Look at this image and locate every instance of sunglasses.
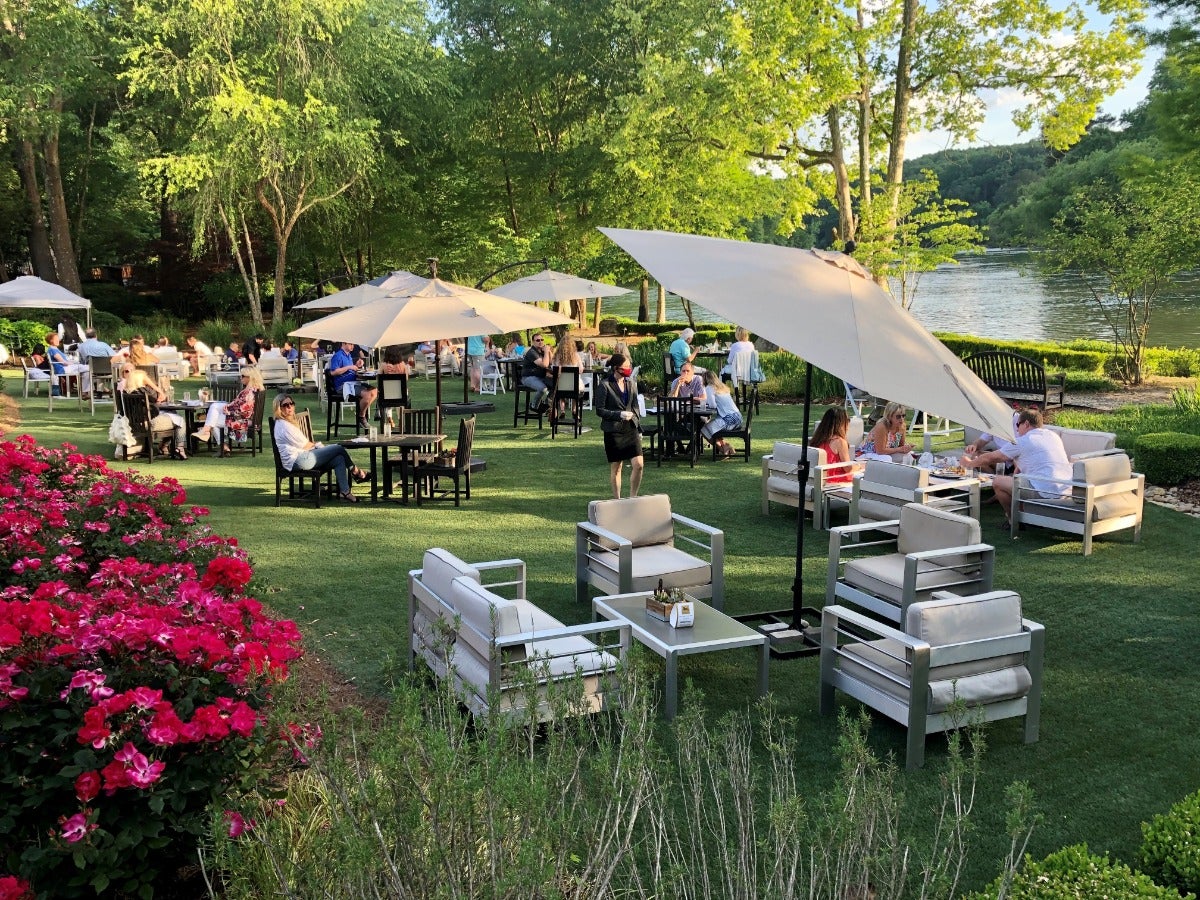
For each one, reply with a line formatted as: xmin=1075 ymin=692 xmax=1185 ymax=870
xmin=280 ymin=401 xmax=295 ymax=409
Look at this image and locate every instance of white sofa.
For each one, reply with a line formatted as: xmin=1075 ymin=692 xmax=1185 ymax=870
xmin=409 ymin=549 xmax=629 ymax=720
xmin=761 ymin=441 xmax=857 ymax=530
xmin=962 ymin=424 xmax=1118 ymax=461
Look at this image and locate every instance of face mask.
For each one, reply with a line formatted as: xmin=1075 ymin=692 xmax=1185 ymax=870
xmin=619 ymin=366 xmax=633 ymax=377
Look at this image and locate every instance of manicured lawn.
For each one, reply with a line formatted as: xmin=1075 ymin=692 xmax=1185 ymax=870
xmin=7 ymin=377 xmax=1200 ymax=889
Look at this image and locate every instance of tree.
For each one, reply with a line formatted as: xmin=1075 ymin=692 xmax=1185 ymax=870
xmin=1045 ymin=163 xmax=1200 ymax=384
xmin=125 ymin=0 xmax=394 ymax=326
xmin=854 ymin=170 xmax=984 ymax=310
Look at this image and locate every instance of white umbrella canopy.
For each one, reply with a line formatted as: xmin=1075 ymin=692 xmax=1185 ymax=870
xmin=487 ymin=269 xmax=629 ymax=303
xmin=289 ymin=277 xmax=573 ymax=411
xmin=290 ymin=277 xmax=572 ymax=347
xmin=293 ymin=270 xmax=429 ymax=310
xmin=599 ymin=228 xmax=1014 ymax=440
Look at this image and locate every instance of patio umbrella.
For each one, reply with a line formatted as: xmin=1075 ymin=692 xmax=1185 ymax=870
xmin=599 ymin=227 xmax=1015 ymax=649
xmin=293 ymin=270 xmax=429 ymax=310
xmin=289 ymin=276 xmax=572 ymax=413
xmin=0 ymin=276 xmax=93 ymax=326
xmin=487 ymin=269 xmax=629 ymax=303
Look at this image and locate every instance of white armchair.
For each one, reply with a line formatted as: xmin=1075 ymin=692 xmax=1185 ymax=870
xmin=1010 ymin=452 xmax=1144 ymax=556
xmin=851 ymin=460 xmax=981 ymax=526
xmin=820 ymin=590 xmax=1044 ymax=769
xmin=256 ymin=356 xmax=293 ymax=388
xmin=761 ymin=441 xmax=857 ymax=530
xmin=827 ymin=503 xmax=995 ymax=625
xmin=576 ymin=494 xmax=725 ymax=610
xmin=409 ymin=548 xmax=629 ymax=721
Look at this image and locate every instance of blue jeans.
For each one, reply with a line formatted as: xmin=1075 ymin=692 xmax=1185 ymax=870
xmin=295 ymin=444 xmax=353 ymax=493
xmin=521 ymin=375 xmax=550 ymax=404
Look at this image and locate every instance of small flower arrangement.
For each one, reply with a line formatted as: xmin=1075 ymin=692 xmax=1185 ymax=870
xmin=0 ymin=435 xmax=306 ymax=897
xmin=645 ymin=579 xmax=684 ymax=622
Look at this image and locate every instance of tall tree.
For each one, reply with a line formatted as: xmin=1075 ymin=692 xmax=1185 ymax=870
xmin=125 ymin=0 xmax=394 ymax=326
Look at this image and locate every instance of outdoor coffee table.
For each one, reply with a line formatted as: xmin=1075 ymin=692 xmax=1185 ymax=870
xmin=592 ymin=592 xmax=769 ymax=719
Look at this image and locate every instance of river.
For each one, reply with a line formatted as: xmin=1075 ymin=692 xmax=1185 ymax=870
xmin=597 ymin=248 xmax=1200 ymax=349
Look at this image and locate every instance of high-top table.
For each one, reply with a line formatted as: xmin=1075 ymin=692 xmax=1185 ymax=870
xmin=592 ymin=592 xmax=769 ymax=719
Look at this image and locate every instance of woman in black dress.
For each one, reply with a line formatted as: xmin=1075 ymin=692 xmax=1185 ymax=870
xmin=594 ymin=353 xmax=643 ymax=499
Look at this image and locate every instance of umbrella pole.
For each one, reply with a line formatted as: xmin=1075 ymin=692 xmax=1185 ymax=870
xmin=792 ymin=363 xmax=813 ymax=628
xmin=435 ymin=366 xmax=443 ymax=432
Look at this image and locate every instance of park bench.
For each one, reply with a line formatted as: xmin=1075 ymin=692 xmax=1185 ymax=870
xmin=962 ymin=351 xmax=1065 ymax=409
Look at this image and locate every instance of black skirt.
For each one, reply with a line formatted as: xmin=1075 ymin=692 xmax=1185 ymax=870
xmin=603 ymin=426 xmax=642 ymax=462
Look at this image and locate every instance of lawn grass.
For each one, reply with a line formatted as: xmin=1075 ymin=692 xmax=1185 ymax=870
xmin=7 ymin=377 xmax=1200 ymax=890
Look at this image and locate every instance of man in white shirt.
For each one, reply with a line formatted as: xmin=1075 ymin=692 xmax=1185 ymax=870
xmin=964 ymin=408 xmax=1071 ymax=518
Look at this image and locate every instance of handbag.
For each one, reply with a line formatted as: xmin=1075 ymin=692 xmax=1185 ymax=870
xmin=108 ymin=413 xmax=136 ymax=447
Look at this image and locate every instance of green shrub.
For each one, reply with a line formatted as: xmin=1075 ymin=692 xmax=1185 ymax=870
xmin=598 ymin=316 xmax=736 ymax=340
xmin=1141 ymin=789 xmax=1200 ymax=897
xmin=198 ymin=318 xmax=236 ymax=352
xmin=967 ymin=844 xmax=1190 ymax=899
xmin=90 ymin=310 xmax=125 ymax=337
xmin=1063 ymin=370 xmax=1118 ymax=392
xmin=1172 ymin=382 xmax=1200 ymax=415
xmin=1133 ymin=433 xmax=1200 ymax=486
xmin=0 ymin=318 xmax=54 ymax=354
xmin=935 ymin=332 xmax=1109 ymax=373
xmin=1146 ymin=346 xmax=1200 ymax=378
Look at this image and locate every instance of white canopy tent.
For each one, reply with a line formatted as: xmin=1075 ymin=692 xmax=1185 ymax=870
xmin=0 ymin=276 xmax=93 ymax=327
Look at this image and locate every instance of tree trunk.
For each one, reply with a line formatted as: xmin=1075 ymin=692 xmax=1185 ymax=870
xmin=885 ymin=0 xmax=918 ymax=220
xmin=571 ymin=298 xmax=585 ymax=326
xmin=827 ymin=106 xmax=856 ymax=246
xmin=657 ymin=284 xmax=667 ymax=323
xmin=856 ymin=0 xmax=872 ymax=223
xmin=592 ymin=297 xmax=603 ymax=328
xmin=272 ymin=234 xmax=288 ymax=328
xmin=638 ymin=278 xmax=649 ymax=322
xmin=14 ymin=140 xmax=56 ymax=280
xmin=41 ymin=107 xmax=82 ymax=294
xmin=220 ymin=204 xmax=263 ymax=327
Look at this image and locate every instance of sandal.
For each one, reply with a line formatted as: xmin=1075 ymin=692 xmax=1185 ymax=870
xmin=220 ymin=444 xmax=233 ymax=457
xmin=194 ymin=427 xmax=212 ymax=443
xmin=338 ymin=491 xmax=359 ymax=503
xmin=351 ymin=467 xmax=371 ymax=483
xmin=173 ymin=447 xmax=189 ymax=461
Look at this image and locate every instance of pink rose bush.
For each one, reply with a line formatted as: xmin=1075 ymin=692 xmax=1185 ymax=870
xmin=0 ymin=436 xmax=305 ymax=897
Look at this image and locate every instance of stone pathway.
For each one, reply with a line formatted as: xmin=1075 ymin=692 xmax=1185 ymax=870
xmin=1145 ymin=484 xmax=1200 ymax=519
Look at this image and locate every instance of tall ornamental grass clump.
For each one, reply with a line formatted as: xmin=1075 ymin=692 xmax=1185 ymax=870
xmin=0 ymin=435 xmax=305 ymax=898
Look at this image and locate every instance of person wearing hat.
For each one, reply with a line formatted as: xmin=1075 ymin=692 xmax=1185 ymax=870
xmin=668 ymin=327 xmax=698 ymax=375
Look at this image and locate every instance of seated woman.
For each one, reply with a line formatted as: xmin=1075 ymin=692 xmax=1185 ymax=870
xmin=700 ymin=369 xmax=743 ymax=456
xmin=194 ymin=366 xmax=264 ymax=455
xmin=271 ymin=395 xmax=369 ymax=503
xmin=380 ymin=345 xmax=411 ymax=376
xmin=119 ymin=365 xmax=188 ymax=459
xmin=128 ymin=335 xmax=157 ymax=367
xmin=549 ymin=330 xmax=582 ymax=417
xmin=811 ymin=407 xmax=856 ymax=483
xmin=582 ymin=340 xmax=607 ymax=370
xmin=721 ymin=326 xmax=756 ymax=377
xmin=857 ymin=401 xmax=914 ymax=461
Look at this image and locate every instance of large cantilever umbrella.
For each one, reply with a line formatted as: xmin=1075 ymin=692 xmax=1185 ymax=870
xmin=290 ymin=276 xmax=572 ymax=413
xmin=293 ymin=270 xmax=429 ymax=311
xmin=599 ymin=227 xmax=1015 ymax=651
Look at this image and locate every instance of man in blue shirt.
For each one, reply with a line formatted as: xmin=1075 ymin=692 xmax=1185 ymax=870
xmin=329 ymin=340 xmax=378 ymax=428
xmin=77 ymin=328 xmax=116 ymax=363
xmin=668 ymin=327 xmax=698 ymax=375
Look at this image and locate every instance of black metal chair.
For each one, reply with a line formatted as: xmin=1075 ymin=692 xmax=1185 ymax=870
xmin=707 ymin=401 xmax=754 ymax=462
xmin=323 ymin=370 xmax=360 ymax=439
xmin=512 ymin=368 xmax=547 ymax=428
xmin=118 ymin=391 xmax=176 ymax=464
xmin=656 ymin=395 xmax=699 ymax=467
xmin=549 ymin=367 xmax=584 ymax=439
xmin=382 ymin=407 xmax=440 ymax=501
xmin=269 ymin=412 xmax=330 ymax=507
xmin=376 ymin=372 xmax=410 ymax=428
xmin=415 ymin=416 xmax=476 ymax=506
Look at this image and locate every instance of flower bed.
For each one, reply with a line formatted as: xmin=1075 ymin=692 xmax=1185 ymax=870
xmin=0 ymin=435 xmax=304 ymax=897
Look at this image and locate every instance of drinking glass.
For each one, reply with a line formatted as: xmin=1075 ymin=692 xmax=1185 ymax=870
xmin=183 ymin=392 xmax=192 ymax=403
xmin=368 ymin=425 xmax=379 ymax=442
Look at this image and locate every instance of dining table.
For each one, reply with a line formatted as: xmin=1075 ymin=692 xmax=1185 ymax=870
xmin=158 ymin=399 xmax=216 ymax=450
xmin=335 ymin=432 xmax=445 ymax=503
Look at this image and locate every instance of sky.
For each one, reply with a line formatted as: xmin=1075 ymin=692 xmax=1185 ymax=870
xmin=907 ymin=4 xmax=1168 ymax=158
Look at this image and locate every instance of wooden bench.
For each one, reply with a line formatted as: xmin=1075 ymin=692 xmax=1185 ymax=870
xmin=962 ymin=351 xmax=1065 ymax=409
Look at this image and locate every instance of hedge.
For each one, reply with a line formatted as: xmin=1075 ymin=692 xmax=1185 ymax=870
xmin=1133 ymin=432 xmax=1200 ymax=486
xmin=966 ymin=844 xmax=1191 ymax=899
xmin=1141 ymin=789 xmax=1200 ymax=897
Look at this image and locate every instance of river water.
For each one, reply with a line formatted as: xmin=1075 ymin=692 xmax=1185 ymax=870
xmin=598 ymin=249 xmax=1200 ymax=349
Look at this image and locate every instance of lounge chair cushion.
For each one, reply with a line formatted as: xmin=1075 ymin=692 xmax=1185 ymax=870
xmin=908 ymin=591 xmax=1027 ymax=680
xmin=896 ymin=503 xmax=980 ymax=567
xmin=1075 ymin=454 xmax=1141 ymax=520
xmin=588 ymin=495 xmax=674 ymax=549
xmin=838 ymin=637 xmax=1032 ymax=713
xmin=1046 ymin=425 xmax=1117 ymax=459
xmin=767 ymin=444 xmax=826 ymax=500
xmin=422 ymin=548 xmax=481 ymax=602
xmin=586 ymin=544 xmax=711 ymax=593
xmin=842 ymin=554 xmax=973 ymax=606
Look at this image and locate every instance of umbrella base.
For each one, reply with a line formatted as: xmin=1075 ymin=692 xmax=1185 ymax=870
xmin=735 ymin=608 xmax=822 ymax=660
xmin=440 ymin=401 xmax=496 ymax=415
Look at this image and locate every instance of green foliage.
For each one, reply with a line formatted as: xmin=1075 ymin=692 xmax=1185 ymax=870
xmin=967 ymin=844 xmax=1189 ymax=899
xmin=599 ymin=317 xmax=736 ymax=341
xmin=934 ymin=332 xmax=1107 ymax=372
xmin=1172 ymin=382 xmax=1200 ymax=415
xmin=1146 ymin=345 xmax=1200 ymax=378
xmin=1141 ymin=789 xmax=1200 ymax=897
xmin=196 ymin=320 xmax=236 ymax=354
xmin=0 ymin=319 xmax=55 ymax=355
xmin=1132 ymin=433 xmax=1200 ymax=486
xmin=90 ymin=310 xmax=126 ymax=338
xmin=1056 ymin=403 xmax=1200 ymax=457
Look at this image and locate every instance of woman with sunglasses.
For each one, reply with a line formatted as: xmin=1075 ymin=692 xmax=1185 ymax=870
xmin=271 ymin=395 xmax=369 ymax=502
xmin=194 ymin=366 xmax=265 ymax=455
xmin=857 ymin=401 xmax=915 ymax=461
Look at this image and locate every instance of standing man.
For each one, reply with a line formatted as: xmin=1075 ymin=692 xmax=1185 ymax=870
xmin=466 ymin=334 xmax=485 ymax=393
xmin=520 ymin=332 xmax=553 ymax=411
xmin=329 ymin=340 xmax=378 ymax=429
xmin=668 ymin=327 xmax=698 ymax=375
xmin=964 ymin=408 xmax=1071 ymax=520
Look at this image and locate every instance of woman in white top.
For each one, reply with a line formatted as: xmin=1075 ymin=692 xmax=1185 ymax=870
xmin=700 ymin=369 xmax=743 ymax=454
xmin=120 ymin=365 xmax=189 ymax=459
xmin=724 ymin=326 xmax=755 ymax=368
xmin=271 ymin=395 xmax=369 ymax=502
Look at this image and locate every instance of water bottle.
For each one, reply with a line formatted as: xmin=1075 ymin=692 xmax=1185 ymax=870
xmin=383 ymin=417 xmax=392 ymax=437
